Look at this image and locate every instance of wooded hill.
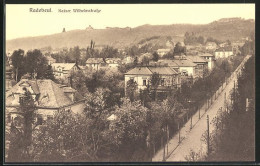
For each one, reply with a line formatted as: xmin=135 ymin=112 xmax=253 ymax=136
xmin=6 ymin=17 xmax=254 ymax=52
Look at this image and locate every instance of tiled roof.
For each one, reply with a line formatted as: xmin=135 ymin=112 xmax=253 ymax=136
xmin=51 ymin=63 xmax=76 ymax=71
xmin=86 ymin=58 xmax=105 ymax=64
xmin=149 ymin=66 xmax=178 ymax=75
xmin=186 ymin=56 xmax=207 ymax=63
xmin=125 ymin=66 xmax=178 ymax=75
xmin=125 ymin=67 xmax=153 ymax=75
xmin=199 ymin=53 xmax=214 ymax=57
xmin=6 ymin=79 xmax=75 ymax=108
xmin=172 ymin=59 xmax=197 ymax=67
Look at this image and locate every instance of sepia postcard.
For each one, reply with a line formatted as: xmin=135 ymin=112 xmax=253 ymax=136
xmin=4 ymin=3 xmax=255 ymax=164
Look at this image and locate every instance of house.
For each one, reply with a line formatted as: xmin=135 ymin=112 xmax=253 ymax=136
xmin=124 ymin=66 xmax=180 ymax=93
xmin=85 ymin=58 xmax=106 ymax=71
xmin=205 ymin=42 xmax=218 ymax=50
xmin=45 ymin=56 xmax=56 ymax=65
xmin=138 ymin=53 xmax=153 ymax=62
xmin=157 ymin=49 xmax=171 ymax=57
xmin=105 ymin=58 xmax=121 ymax=69
xmin=122 ymin=56 xmax=134 ymax=64
xmin=214 ymin=47 xmax=233 ymax=59
xmin=186 ymin=55 xmax=208 ymax=77
xmin=199 ymin=53 xmax=215 ymax=70
xmin=5 ymin=79 xmax=85 ymax=126
xmin=86 ymin=58 xmax=122 ymax=71
xmin=51 ymin=63 xmax=81 ymax=82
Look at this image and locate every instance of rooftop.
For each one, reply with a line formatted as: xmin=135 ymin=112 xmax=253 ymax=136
xmin=86 ymin=58 xmax=105 ymax=64
xmin=125 ymin=66 xmax=178 ymax=75
xmin=6 ymin=79 xmax=80 ymax=108
xmin=51 ymin=63 xmax=77 ymax=71
xmin=186 ymin=55 xmax=207 ymax=63
xmin=199 ymin=53 xmax=214 ymax=57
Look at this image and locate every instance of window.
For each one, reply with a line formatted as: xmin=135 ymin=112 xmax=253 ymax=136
xmin=161 ymin=79 xmax=165 ymax=86
xmin=143 ymin=80 xmax=146 ymax=86
xmin=37 ymin=116 xmax=43 ymax=125
xmin=47 ymin=115 xmax=54 ymax=121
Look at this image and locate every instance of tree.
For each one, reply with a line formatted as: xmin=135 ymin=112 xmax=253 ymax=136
xmin=152 ymin=52 xmax=159 ymax=62
xmin=150 ymin=72 xmax=161 ymax=101
xmin=125 ymin=79 xmax=138 ymax=101
xmin=44 ymin=65 xmax=55 ymax=80
xmin=11 ymin=49 xmax=25 ymax=82
xmin=141 ymin=56 xmax=150 ymax=66
xmin=25 ymin=49 xmax=49 ymax=79
xmin=70 ymin=70 xmax=89 ymax=96
xmin=108 ymin=98 xmax=148 ymax=161
xmin=173 ymin=42 xmax=186 ymax=55
xmin=7 ymin=88 xmax=37 ymax=161
xmin=73 ymin=46 xmax=81 ymax=64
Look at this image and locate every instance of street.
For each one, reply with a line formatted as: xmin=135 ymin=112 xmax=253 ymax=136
xmin=152 ymin=55 xmax=251 ymax=162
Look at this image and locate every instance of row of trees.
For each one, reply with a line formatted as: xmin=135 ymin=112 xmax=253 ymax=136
xmin=11 ymin=49 xmax=55 ymax=82
xmin=206 ymin=56 xmax=255 ymax=161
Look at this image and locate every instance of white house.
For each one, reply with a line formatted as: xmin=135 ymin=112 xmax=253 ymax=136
xmin=205 ymin=42 xmax=218 ymax=50
xmin=186 ymin=55 xmax=208 ymax=77
xmin=214 ymin=47 xmax=233 ymax=59
xmin=157 ymin=49 xmax=171 ymax=57
xmin=105 ymin=58 xmax=121 ymax=69
xmin=124 ymin=66 xmax=180 ymax=93
xmin=85 ymin=58 xmax=106 ymax=71
xmin=199 ymin=53 xmax=215 ymax=70
xmin=51 ymin=63 xmax=81 ymax=82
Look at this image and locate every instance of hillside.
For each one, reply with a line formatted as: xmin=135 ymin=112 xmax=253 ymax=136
xmin=6 ymin=18 xmax=254 ymax=52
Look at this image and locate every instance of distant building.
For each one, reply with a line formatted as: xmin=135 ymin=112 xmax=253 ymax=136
xmin=205 ymin=42 xmax=218 ymax=50
xmin=122 ymin=56 xmax=134 ymax=64
xmin=86 ymin=58 xmax=122 ymax=71
xmin=199 ymin=53 xmax=215 ymax=70
xmin=105 ymin=58 xmax=121 ymax=69
xmin=45 ymin=56 xmax=56 ymax=65
xmin=124 ymin=66 xmax=181 ymax=93
xmin=86 ymin=58 xmax=106 ymax=71
xmin=186 ymin=55 xmax=208 ymax=77
xmin=5 ymin=79 xmax=85 ymax=126
xmin=51 ymin=63 xmax=81 ymax=82
xmin=157 ymin=48 xmax=171 ymax=57
xmin=214 ymin=47 xmax=233 ymax=59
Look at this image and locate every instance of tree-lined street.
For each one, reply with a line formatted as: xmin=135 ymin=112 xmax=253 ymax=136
xmin=152 ymin=55 xmax=251 ymax=161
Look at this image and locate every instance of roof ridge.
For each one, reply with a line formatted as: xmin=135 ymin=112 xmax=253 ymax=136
xmin=49 ymin=80 xmax=59 ymax=107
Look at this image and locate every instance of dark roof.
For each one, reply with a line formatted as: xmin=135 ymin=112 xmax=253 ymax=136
xmin=6 ymin=79 xmax=75 ymax=108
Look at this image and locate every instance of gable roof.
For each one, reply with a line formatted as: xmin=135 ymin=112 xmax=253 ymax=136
xmin=51 ymin=63 xmax=76 ymax=71
xmin=199 ymin=53 xmax=214 ymax=57
xmin=172 ymin=59 xmax=197 ymax=67
xmin=186 ymin=56 xmax=207 ymax=63
xmin=148 ymin=66 xmax=178 ymax=75
xmin=6 ymin=79 xmax=75 ymax=108
xmin=125 ymin=67 xmax=153 ymax=75
xmin=86 ymin=58 xmax=105 ymax=64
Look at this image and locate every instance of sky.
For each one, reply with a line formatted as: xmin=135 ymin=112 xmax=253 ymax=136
xmin=6 ymin=4 xmax=255 ymax=40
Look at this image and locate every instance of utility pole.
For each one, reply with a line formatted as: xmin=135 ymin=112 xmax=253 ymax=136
xmin=199 ymin=107 xmax=201 ymax=119
xmin=207 ymin=115 xmax=210 ymax=156
xmin=190 ymin=114 xmax=193 ymax=130
xmin=178 ymin=122 xmax=180 ymax=143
